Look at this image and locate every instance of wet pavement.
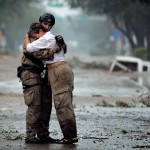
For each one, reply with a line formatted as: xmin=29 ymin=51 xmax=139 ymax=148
xmin=0 ymin=69 xmax=149 ymax=97
xmin=1 ymin=95 xmax=150 ymax=150
xmin=1 ymin=54 xmax=150 ymax=150
xmin=0 ymin=54 xmax=149 ymax=97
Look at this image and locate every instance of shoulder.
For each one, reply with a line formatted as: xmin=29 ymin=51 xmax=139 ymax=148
xmin=44 ymin=31 xmax=55 ymax=40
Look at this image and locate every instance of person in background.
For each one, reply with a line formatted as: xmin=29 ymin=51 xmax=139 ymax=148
xmin=0 ymin=29 xmax=7 ymax=49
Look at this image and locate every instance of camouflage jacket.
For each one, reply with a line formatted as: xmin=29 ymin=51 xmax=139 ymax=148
xmin=21 ymin=43 xmax=60 ymax=69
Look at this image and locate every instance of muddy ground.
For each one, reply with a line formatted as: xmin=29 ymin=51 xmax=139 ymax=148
xmin=1 ymin=95 xmax=150 ymax=150
xmin=0 ymin=54 xmax=150 ymax=150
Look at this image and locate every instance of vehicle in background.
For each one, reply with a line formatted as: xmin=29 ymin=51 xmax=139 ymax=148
xmin=109 ymin=56 xmax=150 ymax=73
xmin=109 ymin=56 xmax=150 ymax=87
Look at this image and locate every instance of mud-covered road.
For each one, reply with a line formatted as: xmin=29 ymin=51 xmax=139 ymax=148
xmin=0 ymin=54 xmax=150 ymax=150
xmin=1 ymin=95 xmax=150 ymax=150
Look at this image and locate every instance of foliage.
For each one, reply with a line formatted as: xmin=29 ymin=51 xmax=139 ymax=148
xmin=0 ymin=0 xmax=44 ymax=53
xmin=67 ymin=0 xmax=150 ymax=59
xmin=139 ymin=93 xmax=150 ymax=107
xmin=96 ymin=100 xmax=131 ymax=107
xmin=133 ymin=47 xmax=148 ymax=60
xmin=0 ymin=0 xmax=36 ymax=21
xmin=115 ymin=101 xmax=130 ymax=107
xmin=96 ymin=100 xmax=114 ymax=107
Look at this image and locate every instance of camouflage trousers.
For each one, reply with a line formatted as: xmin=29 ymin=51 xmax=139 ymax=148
xmin=20 ymin=70 xmax=52 ymax=140
xmin=48 ymin=63 xmax=77 ymax=139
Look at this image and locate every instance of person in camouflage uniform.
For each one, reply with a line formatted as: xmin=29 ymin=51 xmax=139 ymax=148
xmin=17 ymin=42 xmax=62 ymax=144
xmin=17 ymin=19 xmax=66 ymax=144
xmin=24 ymin=13 xmax=78 ymax=144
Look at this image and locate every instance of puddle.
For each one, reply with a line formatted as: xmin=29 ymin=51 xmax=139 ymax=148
xmin=0 ymin=108 xmax=9 ymax=111
xmin=74 ymin=75 xmax=148 ymax=96
xmin=0 ymin=79 xmax=22 ymax=94
xmin=0 ymin=73 xmax=148 ymax=97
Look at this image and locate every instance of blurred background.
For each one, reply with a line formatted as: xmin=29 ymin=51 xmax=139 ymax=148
xmin=1 ymin=0 xmax=150 ymax=58
xmin=0 ymin=0 xmax=150 ymax=97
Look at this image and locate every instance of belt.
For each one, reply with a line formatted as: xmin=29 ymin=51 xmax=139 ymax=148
xmin=47 ymin=61 xmax=66 ymax=69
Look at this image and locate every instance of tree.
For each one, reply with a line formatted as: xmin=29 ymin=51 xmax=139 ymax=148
xmin=0 ymin=0 xmax=43 ymax=53
xmin=0 ymin=0 xmax=35 ymax=20
xmin=67 ymin=0 xmax=150 ymax=59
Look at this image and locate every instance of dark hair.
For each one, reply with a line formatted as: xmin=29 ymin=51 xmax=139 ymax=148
xmin=28 ymin=22 xmax=47 ymax=38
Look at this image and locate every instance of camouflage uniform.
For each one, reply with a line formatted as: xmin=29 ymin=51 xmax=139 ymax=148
xmin=17 ymin=45 xmax=60 ymax=140
xmin=47 ymin=63 xmax=77 ymax=139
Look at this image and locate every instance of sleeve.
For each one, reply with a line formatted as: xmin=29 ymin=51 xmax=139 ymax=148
xmin=26 ymin=34 xmax=55 ymax=52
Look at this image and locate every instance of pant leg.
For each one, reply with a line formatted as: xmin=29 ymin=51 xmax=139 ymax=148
xmin=37 ymin=83 xmax=52 ymax=139
xmin=20 ymin=70 xmax=42 ymax=140
xmin=24 ymin=85 xmax=41 ymax=140
xmin=54 ymin=90 xmax=77 ymax=139
xmin=48 ymin=64 xmax=77 ymax=139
